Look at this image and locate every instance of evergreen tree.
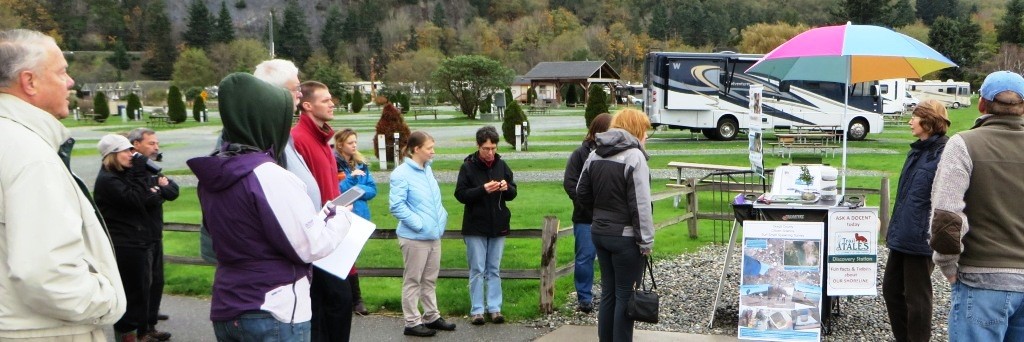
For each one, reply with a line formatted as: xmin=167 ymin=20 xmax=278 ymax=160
xmin=565 ymin=84 xmax=579 ymax=105
xmin=998 ymin=0 xmax=1024 ymax=44
xmin=407 ymin=25 xmax=419 ymax=50
xmin=321 ymin=6 xmax=344 ymax=62
xmin=479 ymin=93 xmax=492 ymax=114
xmin=92 ymin=92 xmax=110 ymax=122
xmin=141 ymin=0 xmax=176 ymax=80
xmin=887 ymin=0 xmax=916 ymax=28
xmin=917 ymin=0 xmax=960 ymax=25
xmin=527 ymin=86 xmax=536 ymax=104
xmin=193 ymin=95 xmax=206 ymax=122
xmin=106 ymin=40 xmax=131 ymax=71
xmin=184 ymin=0 xmax=213 ymax=49
xmin=432 ymin=2 xmax=447 ymax=27
xmin=351 ymin=86 xmax=365 ymax=113
xmin=929 ymin=15 xmax=981 ymax=80
xmin=501 ymin=88 xmax=530 ymax=148
xmin=648 ymin=3 xmax=669 ymax=40
xmin=167 ymin=85 xmax=187 ymax=123
xmin=278 ymin=0 xmax=312 ymax=65
xmin=126 ymin=93 xmax=142 ymax=121
xmin=213 ymin=1 xmax=235 ymax=44
xmin=830 ymin=0 xmax=892 ymax=26
xmin=585 ymin=84 xmax=608 ymax=127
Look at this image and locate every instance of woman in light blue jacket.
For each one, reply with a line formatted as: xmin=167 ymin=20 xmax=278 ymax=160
xmin=389 ymin=131 xmax=454 ymax=337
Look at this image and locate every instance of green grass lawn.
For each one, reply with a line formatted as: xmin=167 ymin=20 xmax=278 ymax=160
xmin=156 ymin=103 xmax=984 ymax=320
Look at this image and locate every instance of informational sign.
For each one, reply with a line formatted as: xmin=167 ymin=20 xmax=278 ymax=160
xmin=739 ymin=221 xmax=823 ymax=342
xmin=826 ymin=208 xmax=880 ymax=296
xmin=748 ymin=84 xmax=764 ymax=178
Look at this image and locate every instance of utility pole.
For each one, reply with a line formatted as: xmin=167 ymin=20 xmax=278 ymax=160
xmin=268 ymin=11 xmax=275 ymax=58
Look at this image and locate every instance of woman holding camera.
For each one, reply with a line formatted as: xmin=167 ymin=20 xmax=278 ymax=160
xmin=93 ymin=134 xmax=175 ymax=342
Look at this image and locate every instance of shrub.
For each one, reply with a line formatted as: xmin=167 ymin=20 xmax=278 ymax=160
xmin=126 ymin=93 xmax=142 ymax=120
xmin=351 ymin=86 xmax=365 ymax=113
xmin=373 ymin=103 xmax=412 ymax=168
xmin=167 ymin=86 xmax=187 ymax=123
xmin=501 ymin=88 xmax=529 ymax=148
xmin=565 ymin=84 xmax=579 ymax=105
xmin=192 ymin=95 xmax=206 ymax=122
xmin=185 ymin=87 xmax=203 ymax=102
xmin=585 ymin=84 xmax=609 ymax=127
xmin=396 ymin=91 xmax=410 ymax=114
xmin=527 ymin=86 xmax=537 ymax=104
xmin=93 ymin=92 xmax=110 ymax=122
xmin=479 ymin=93 xmax=492 ymax=114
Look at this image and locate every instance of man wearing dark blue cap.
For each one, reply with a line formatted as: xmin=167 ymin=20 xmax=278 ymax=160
xmin=929 ymin=70 xmax=1024 ymax=341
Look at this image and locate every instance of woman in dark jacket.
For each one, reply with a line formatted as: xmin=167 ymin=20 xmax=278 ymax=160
xmin=93 ymin=134 xmax=172 ymax=342
xmin=562 ymin=113 xmax=612 ymax=313
xmin=883 ymin=99 xmax=950 ymax=342
xmin=454 ymin=126 xmax=517 ymax=325
xmin=577 ymin=109 xmax=654 ymax=342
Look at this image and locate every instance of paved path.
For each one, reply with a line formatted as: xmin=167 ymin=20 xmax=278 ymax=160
xmin=105 ymin=295 xmax=729 ymax=341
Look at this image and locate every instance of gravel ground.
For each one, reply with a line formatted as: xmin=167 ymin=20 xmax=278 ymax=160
xmin=525 ymin=244 xmax=953 ymax=341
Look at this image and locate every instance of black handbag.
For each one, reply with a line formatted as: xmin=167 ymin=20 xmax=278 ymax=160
xmin=626 ymin=255 xmax=659 ymax=324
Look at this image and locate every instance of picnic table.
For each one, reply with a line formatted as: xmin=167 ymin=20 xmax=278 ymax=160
xmin=526 ymin=106 xmax=548 ymax=115
xmin=770 ymin=133 xmax=838 ymax=158
xmin=78 ymin=112 xmax=105 ymax=123
xmin=667 ymin=162 xmax=750 ymax=207
xmin=147 ymin=109 xmax=174 ymax=127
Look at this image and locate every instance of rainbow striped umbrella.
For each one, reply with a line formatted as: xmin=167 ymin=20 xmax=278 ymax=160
xmin=746 ymin=23 xmax=956 ymax=83
xmin=746 ymin=23 xmax=956 ymax=198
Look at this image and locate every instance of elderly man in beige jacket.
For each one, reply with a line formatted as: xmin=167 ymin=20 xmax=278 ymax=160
xmin=0 ymin=29 xmax=126 ymax=341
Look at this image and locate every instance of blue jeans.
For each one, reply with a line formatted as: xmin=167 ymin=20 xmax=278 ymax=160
xmin=592 ymin=234 xmax=644 ymax=342
xmin=464 ymin=235 xmax=505 ymax=315
xmin=949 ymin=281 xmax=1024 ymax=342
xmin=573 ymin=223 xmax=596 ymax=304
xmin=213 ymin=311 xmax=311 ymax=342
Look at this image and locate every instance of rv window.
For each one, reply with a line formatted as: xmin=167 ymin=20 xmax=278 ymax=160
xmin=911 ymin=85 xmax=916 ymax=91
xmin=779 ymin=81 xmax=791 ymax=92
xmin=938 ymin=88 xmax=945 ymax=93
xmin=946 ymin=87 xmax=955 ymax=93
xmin=959 ymin=87 xmax=970 ymax=95
xmin=876 ymin=84 xmax=887 ymax=95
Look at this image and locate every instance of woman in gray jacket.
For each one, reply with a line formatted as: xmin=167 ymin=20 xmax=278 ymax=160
xmin=577 ymin=109 xmax=654 ymax=342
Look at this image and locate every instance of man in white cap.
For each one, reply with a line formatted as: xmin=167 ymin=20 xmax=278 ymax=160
xmin=0 ymin=29 xmax=126 ymax=341
xmin=930 ymin=70 xmax=1024 ymax=341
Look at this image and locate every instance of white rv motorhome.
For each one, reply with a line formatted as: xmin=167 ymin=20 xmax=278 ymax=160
xmin=643 ymin=52 xmax=884 ymax=141
xmin=877 ymin=79 xmax=919 ymax=114
xmin=907 ymin=80 xmax=971 ymax=109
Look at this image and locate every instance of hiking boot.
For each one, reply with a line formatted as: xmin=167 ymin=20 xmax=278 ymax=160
xmin=424 ymin=317 xmax=456 ymax=331
xmin=471 ymin=314 xmax=485 ymax=325
xmin=490 ymin=312 xmax=505 ymax=324
xmin=353 ymin=300 xmax=369 ymax=316
xmin=114 ymin=331 xmax=136 ymax=342
xmin=578 ymin=301 xmax=594 ymax=313
xmin=146 ymin=326 xmax=171 ymax=341
xmin=403 ymin=324 xmax=437 ymax=337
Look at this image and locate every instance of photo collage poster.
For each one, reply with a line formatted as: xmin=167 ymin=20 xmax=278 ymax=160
xmin=739 ymin=221 xmax=823 ymax=342
xmin=748 ymin=84 xmax=764 ymax=178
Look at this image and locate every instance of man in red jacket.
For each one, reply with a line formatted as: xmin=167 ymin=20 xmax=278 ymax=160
xmin=291 ymin=80 xmax=355 ymax=342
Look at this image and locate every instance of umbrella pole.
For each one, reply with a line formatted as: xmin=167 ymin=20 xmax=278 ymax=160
xmin=841 ymin=57 xmax=849 ymax=201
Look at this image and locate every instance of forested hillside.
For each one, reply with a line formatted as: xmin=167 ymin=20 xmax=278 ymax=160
xmin=1 ymin=0 xmax=1018 ymax=88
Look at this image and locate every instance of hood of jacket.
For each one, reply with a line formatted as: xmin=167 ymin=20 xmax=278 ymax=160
xmin=218 ymin=72 xmax=293 ymax=166
xmin=188 ymin=147 xmax=275 ymax=192
xmin=594 ymin=128 xmax=649 ymax=159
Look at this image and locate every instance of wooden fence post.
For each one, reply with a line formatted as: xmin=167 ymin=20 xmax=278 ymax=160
xmin=539 ymin=216 xmax=559 ymax=314
xmin=687 ymin=177 xmax=699 ymax=238
xmin=878 ymin=176 xmax=890 ymax=241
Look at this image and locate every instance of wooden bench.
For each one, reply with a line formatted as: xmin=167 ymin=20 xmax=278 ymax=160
xmin=768 ymin=142 xmax=838 ymax=158
xmin=410 ymin=107 xmax=438 ymax=120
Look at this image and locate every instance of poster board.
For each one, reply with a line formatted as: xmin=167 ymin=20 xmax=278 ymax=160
xmin=826 ymin=208 xmax=880 ymax=296
xmin=748 ymin=84 xmax=765 ymax=178
xmin=739 ymin=221 xmax=823 ymax=342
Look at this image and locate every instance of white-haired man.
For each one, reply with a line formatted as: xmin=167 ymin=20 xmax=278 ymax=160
xmin=0 ymin=29 xmax=126 ymax=341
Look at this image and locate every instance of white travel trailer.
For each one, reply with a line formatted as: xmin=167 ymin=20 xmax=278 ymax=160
xmin=643 ymin=52 xmax=884 ymax=140
xmin=907 ymin=80 xmax=971 ymax=109
xmin=877 ymin=79 xmax=919 ymax=114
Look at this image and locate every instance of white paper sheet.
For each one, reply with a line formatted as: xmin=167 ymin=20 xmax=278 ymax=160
xmin=312 ymin=214 xmax=376 ymax=280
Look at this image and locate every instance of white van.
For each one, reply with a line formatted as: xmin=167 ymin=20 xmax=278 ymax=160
xmin=907 ymin=80 xmax=971 ymax=109
xmin=877 ymin=79 xmax=918 ymax=114
xmin=643 ymin=52 xmax=884 ymax=140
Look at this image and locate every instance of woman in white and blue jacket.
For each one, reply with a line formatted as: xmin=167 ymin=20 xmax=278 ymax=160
xmin=334 ymin=128 xmax=377 ymax=315
xmin=388 ymin=131 xmax=454 ymax=337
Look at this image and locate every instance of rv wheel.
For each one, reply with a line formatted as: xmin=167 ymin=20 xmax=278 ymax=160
xmin=714 ymin=117 xmax=739 ymax=141
xmin=847 ymin=119 xmax=868 ymax=141
xmin=701 ymin=129 xmax=717 ymax=140
xmin=952 ymin=102 xmax=961 ymax=109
